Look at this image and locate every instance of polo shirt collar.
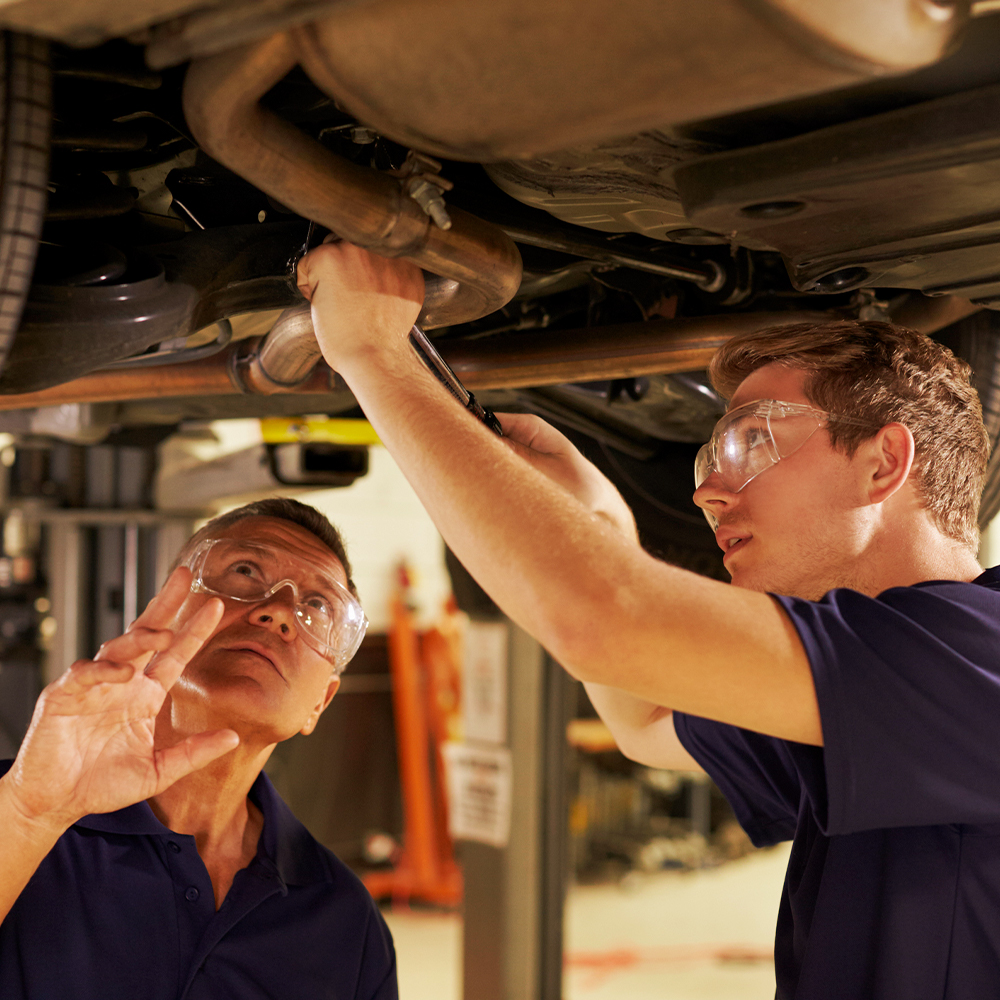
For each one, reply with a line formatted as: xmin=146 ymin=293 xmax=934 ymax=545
xmin=249 ymin=771 xmax=330 ymax=886
xmin=74 ymin=800 xmax=170 ymax=836
xmin=74 ymin=771 xmax=330 ymax=887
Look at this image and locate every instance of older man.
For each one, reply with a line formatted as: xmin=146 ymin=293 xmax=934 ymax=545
xmin=0 ymin=497 xmax=395 ymax=1000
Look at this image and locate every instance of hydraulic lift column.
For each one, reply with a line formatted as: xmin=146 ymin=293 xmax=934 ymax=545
xmin=458 ymin=617 xmax=574 ymax=1000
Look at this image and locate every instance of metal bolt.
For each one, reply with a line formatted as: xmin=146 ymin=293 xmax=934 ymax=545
xmin=392 ymin=149 xmax=455 ymax=230
xmin=407 ymin=178 xmax=452 ymax=230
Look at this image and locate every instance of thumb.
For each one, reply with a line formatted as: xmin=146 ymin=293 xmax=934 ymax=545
xmin=153 ymin=729 xmax=240 ymax=791
xmin=296 ymin=255 xmax=318 ymax=302
xmin=296 ymin=238 xmax=346 ymax=302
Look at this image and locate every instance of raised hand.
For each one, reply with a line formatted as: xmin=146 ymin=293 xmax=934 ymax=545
xmin=496 ymin=412 xmax=639 ymax=542
xmin=1 ymin=567 xmax=238 ymax=832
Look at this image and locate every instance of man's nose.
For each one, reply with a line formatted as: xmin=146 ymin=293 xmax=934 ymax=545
xmin=249 ymin=587 xmax=299 ymax=640
xmin=692 ymin=469 xmax=737 ymax=521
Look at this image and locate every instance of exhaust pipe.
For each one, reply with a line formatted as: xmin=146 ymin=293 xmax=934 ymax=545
xmin=232 ymin=306 xmax=323 ymax=394
xmin=215 ymin=285 xmax=981 ymax=397
xmin=182 ymin=33 xmax=522 ymax=330
xmin=0 ymin=310 xmax=835 ymax=412
xmin=0 ymin=289 xmax=971 ymax=412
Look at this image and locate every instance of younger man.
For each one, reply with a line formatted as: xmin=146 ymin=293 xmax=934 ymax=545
xmin=299 ymin=241 xmax=999 ymax=998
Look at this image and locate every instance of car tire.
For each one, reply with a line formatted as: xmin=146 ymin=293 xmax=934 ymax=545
xmin=0 ymin=33 xmax=49 ymax=376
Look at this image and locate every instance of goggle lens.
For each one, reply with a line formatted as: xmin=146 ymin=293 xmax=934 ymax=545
xmin=694 ymin=400 xmax=865 ymax=528
xmin=695 ymin=410 xmax=782 ymax=493
xmin=187 ymin=538 xmax=368 ymax=671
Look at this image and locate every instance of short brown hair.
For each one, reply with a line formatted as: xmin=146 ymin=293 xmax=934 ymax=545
xmin=176 ymin=497 xmax=357 ymax=595
xmin=710 ymin=320 xmax=989 ymax=550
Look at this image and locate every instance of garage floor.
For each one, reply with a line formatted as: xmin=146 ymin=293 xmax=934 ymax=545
xmin=382 ymin=841 xmax=790 ymax=1000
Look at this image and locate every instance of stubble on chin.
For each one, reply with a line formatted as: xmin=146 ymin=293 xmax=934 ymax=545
xmin=730 ymin=551 xmax=872 ymax=602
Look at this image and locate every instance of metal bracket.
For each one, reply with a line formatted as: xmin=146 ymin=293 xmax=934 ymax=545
xmin=394 ymin=150 xmax=454 ymax=230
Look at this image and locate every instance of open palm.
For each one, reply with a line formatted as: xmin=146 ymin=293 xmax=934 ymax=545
xmin=4 ymin=568 xmax=237 ymax=828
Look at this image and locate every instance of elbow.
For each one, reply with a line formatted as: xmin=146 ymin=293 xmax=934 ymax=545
xmin=609 ymin=728 xmax=646 ymax=765
xmin=540 ymin=614 xmax=591 ymax=680
xmin=603 ymin=723 xmax=669 ymax=769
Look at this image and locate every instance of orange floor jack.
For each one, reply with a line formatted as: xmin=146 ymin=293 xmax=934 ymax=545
xmin=363 ymin=567 xmax=463 ymax=907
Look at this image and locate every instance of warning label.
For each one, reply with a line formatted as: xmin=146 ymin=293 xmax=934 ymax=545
xmin=442 ymin=742 xmax=513 ymax=849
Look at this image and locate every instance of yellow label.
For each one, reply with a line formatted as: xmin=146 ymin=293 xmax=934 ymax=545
xmin=259 ymin=417 xmax=381 ymax=446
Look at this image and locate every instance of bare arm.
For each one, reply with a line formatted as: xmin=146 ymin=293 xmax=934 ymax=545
xmin=584 ymin=683 xmax=703 ymax=771
xmin=0 ymin=570 xmax=238 ymax=924
xmin=496 ymin=415 xmax=704 ymax=769
xmin=298 ymin=243 xmax=820 ymax=746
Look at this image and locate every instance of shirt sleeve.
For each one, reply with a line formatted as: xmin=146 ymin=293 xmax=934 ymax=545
xmin=673 ymin=713 xmax=812 ymax=847
xmin=358 ymin=905 xmax=397 ymax=1000
xmin=776 ymin=581 xmax=1000 ymax=835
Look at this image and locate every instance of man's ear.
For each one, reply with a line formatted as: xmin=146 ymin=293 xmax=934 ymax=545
xmin=865 ymin=422 xmax=915 ymax=505
xmin=299 ymin=676 xmax=341 ymax=736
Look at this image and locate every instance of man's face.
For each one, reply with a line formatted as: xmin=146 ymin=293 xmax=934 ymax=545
xmin=693 ymin=363 xmax=876 ymax=599
xmin=165 ymin=516 xmax=347 ymax=745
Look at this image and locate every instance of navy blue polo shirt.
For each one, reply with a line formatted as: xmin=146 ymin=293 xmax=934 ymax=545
xmin=0 ymin=764 xmax=397 ymax=1000
xmin=675 ymin=567 xmax=1000 ymax=1000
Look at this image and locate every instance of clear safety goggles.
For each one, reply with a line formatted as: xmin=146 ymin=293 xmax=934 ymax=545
xmin=694 ymin=399 xmax=874 ymax=530
xmin=184 ymin=538 xmax=368 ymax=674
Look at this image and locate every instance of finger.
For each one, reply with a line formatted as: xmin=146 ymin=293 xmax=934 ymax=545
xmin=95 ymin=626 xmax=173 ymax=663
xmin=496 ymin=412 xmax=573 ymax=455
xmin=144 ymin=597 xmax=224 ymax=690
xmin=296 ymin=258 xmax=317 ymax=301
xmin=134 ymin=567 xmax=195 ymax=632
xmin=153 ymin=729 xmax=240 ymax=790
xmin=61 ymin=659 xmax=135 ymax=692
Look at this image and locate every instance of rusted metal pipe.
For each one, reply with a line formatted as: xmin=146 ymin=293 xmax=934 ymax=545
xmin=182 ymin=33 xmax=522 ymax=329
xmin=232 ymin=305 xmax=321 ymax=393
xmin=0 ymin=340 xmax=335 ymax=411
xmin=0 ymin=311 xmax=832 ymax=411
xmin=446 ymin=312 xmax=833 ymax=389
xmin=236 ymin=303 xmax=840 ymax=397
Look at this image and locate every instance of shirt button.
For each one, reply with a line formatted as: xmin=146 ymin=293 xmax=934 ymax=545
xmin=167 ymin=841 xmax=181 ymax=853
xmin=185 ymin=886 xmax=200 ymax=902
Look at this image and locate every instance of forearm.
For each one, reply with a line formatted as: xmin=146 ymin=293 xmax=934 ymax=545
xmin=0 ymin=774 xmax=68 ymax=924
xmin=335 ymin=344 xmax=629 ymax=658
xmin=584 ymin=683 xmax=703 ymax=770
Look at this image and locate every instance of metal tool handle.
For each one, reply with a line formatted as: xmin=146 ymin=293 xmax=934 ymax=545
xmin=408 ymin=325 xmax=503 ymax=436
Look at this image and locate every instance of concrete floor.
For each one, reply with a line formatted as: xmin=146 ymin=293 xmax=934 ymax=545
xmin=383 ymin=842 xmax=790 ymax=999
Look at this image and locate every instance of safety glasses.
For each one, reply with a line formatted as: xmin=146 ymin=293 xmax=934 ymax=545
xmin=694 ymin=399 xmax=874 ymax=529
xmin=184 ymin=538 xmax=368 ymax=674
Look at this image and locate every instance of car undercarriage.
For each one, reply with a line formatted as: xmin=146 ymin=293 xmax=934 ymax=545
xmin=0 ymin=0 xmax=999 ymax=574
